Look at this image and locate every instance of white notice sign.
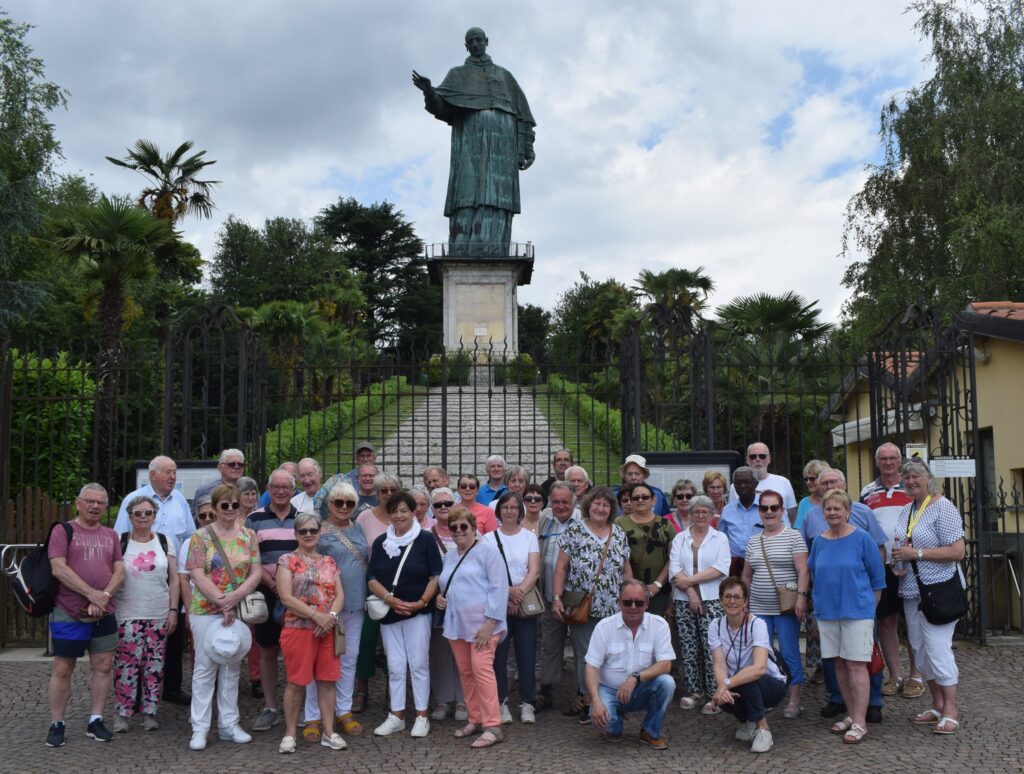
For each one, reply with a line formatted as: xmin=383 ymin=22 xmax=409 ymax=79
xmin=929 ymin=456 xmax=976 ymax=478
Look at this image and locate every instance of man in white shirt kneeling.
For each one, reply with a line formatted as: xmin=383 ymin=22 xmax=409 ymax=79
xmin=584 ymin=579 xmax=675 ymax=749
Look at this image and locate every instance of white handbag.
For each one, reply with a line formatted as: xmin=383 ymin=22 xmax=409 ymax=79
xmin=366 ymin=543 xmax=413 ymax=621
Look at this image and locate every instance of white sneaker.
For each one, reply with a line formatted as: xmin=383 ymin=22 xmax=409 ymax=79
xmin=321 ymin=732 xmax=347 ymax=750
xmin=454 ymin=703 xmax=468 ymax=721
xmin=278 ymin=735 xmax=296 ymax=754
xmin=373 ymin=714 xmax=406 ymax=737
xmin=734 ymin=721 xmax=756 ymax=741
xmin=410 ymin=716 xmax=430 ymax=738
xmin=218 ymin=724 xmax=252 ymax=744
xmin=430 ymin=703 xmax=450 ymax=721
xmin=189 ymin=731 xmax=207 ymax=751
xmin=520 ymin=703 xmax=536 ymax=724
xmin=751 ymin=728 xmax=774 ymax=753
xmin=500 ymin=701 xmax=513 ymax=725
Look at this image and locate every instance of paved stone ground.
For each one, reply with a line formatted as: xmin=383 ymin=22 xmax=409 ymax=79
xmin=3 ymin=641 xmax=1021 ymax=773
xmin=378 ymin=382 xmax=566 ymax=484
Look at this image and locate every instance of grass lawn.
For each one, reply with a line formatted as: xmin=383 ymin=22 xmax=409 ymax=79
xmin=531 ymin=385 xmax=619 ymax=486
xmin=314 ymin=389 xmax=425 ymax=474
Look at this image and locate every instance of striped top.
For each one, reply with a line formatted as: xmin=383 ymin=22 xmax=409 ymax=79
xmin=744 ymin=527 xmax=807 ymax=616
xmin=245 ymin=505 xmax=298 ymax=577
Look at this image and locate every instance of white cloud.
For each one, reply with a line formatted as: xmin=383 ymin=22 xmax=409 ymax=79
xmin=7 ymin=0 xmax=932 ymax=322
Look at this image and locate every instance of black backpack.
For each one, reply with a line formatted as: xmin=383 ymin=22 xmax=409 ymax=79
xmin=119 ymin=531 xmax=169 ymax=557
xmin=10 ymin=521 xmax=74 ymax=617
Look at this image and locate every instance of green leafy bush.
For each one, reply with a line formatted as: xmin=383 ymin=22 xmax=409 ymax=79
xmin=426 ymin=352 xmax=471 ymax=386
xmin=261 ymin=376 xmax=407 ymax=471
xmin=8 ymin=350 xmax=97 ymax=502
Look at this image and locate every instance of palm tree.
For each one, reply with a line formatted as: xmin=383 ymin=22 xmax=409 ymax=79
xmin=49 ymin=195 xmax=174 ymax=491
xmin=715 ymin=291 xmax=833 ymax=344
xmin=106 ymin=139 xmax=219 ymax=224
xmin=635 ymin=266 xmax=715 ymax=336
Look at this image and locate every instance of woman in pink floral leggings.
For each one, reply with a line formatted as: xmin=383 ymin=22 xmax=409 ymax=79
xmin=112 ymin=496 xmax=180 ymax=731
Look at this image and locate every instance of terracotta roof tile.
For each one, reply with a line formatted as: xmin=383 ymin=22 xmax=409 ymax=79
xmin=968 ymin=302 xmax=1024 ymax=321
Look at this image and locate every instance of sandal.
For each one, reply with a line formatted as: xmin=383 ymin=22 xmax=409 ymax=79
xmin=302 ymin=720 xmax=321 ymax=742
xmin=701 ymin=701 xmax=721 ymax=715
xmin=678 ymin=694 xmax=703 ymax=710
xmin=352 ymin=690 xmax=368 ymax=714
xmin=933 ymin=716 xmax=960 ymax=735
xmin=901 ymin=677 xmax=926 ymax=699
xmin=782 ymin=703 xmax=803 ymax=719
xmin=843 ymin=723 xmax=867 ymax=744
xmin=337 ymin=713 xmax=362 ymax=736
xmin=454 ymin=723 xmax=482 ymax=738
xmin=910 ymin=708 xmax=942 ymax=725
xmin=470 ymin=729 xmax=503 ymax=749
xmin=881 ymin=676 xmax=904 ymax=696
xmin=831 ymin=716 xmax=854 ymax=734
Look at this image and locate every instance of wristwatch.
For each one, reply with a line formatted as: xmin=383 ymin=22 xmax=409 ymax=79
xmin=917 ymin=548 xmax=924 ymax=560
xmin=723 ymin=677 xmax=731 ymax=688
xmin=652 ymin=581 xmax=663 ymax=590
xmin=631 ymin=671 xmax=642 ymax=683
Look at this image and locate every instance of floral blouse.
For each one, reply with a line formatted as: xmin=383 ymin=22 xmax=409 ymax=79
xmin=185 ymin=527 xmax=260 ymax=615
xmin=557 ymin=519 xmax=630 ymax=619
xmin=277 ymin=552 xmax=339 ymax=630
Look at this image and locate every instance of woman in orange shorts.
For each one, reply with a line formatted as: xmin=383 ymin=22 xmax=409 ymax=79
xmin=276 ymin=512 xmax=346 ymax=753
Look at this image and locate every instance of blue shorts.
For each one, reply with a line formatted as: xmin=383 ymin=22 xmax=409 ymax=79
xmin=50 ymin=609 xmax=118 ymax=658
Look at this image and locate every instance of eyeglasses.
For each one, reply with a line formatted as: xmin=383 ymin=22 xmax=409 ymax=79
xmin=758 ymin=504 xmax=782 ymax=513
xmin=721 ymin=593 xmax=745 ymax=601
xmin=674 ymin=493 xmax=692 ymax=500
xmin=819 ymin=481 xmax=843 ymax=489
xmin=748 ymin=453 xmax=768 ymax=460
xmin=269 ymin=483 xmax=292 ymax=490
xmin=621 ymin=599 xmax=646 ymax=608
xmin=197 ymin=511 xmax=216 ymax=522
xmin=223 ymin=461 xmax=245 ymax=469
xmin=218 ymin=501 xmax=241 ymax=511
xmin=130 ymin=509 xmax=155 ymax=518
xmin=378 ymin=487 xmax=398 ymax=494
xmin=432 ymin=501 xmax=455 ymax=509
xmin=803 ymin=476 xmax=819 ymax=482
xmin=449 ymin=522 xmax=472 ymax=533
xmin=297 ymin=527 xmax=320 ymax=536
xmin=523 ymin=495 xmax=544 ymax=503
xmin=631 ymin=494 xmax=652 ymax=502
xmin=458 ymin=483 xmax=477 ymax=490
xmin=332 ymin=499 xmax=357 ymax=509
xmin=79 ymin=498 xmax=108 ymax=508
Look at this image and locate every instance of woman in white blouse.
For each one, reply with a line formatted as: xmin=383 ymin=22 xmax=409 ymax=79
xmin=670 ymin=495 xmax=730 ymax=715
xmin=435 ymin=507 xmax=509 ymax=748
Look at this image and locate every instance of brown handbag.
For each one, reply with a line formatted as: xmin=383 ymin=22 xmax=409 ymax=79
xmin=759 ymin=533 xmax=797 ymax=615
xmin=564 ymin=533 xmax=612 ymax=625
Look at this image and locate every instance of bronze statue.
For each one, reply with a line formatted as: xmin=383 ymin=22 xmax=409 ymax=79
xmin=413 ymin=27 xmax=535 ymax=257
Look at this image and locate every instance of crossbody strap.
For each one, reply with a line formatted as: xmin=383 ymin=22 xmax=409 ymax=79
xmin=431 ymin=526 xmax=448 ymax=555
xmin=207 ymin=525 xmax=240 ymax=592
xmin=493 ymin=531 xmax=514 ymax=585
xmin=333 ymin=530 xmax=368 ymax=570
xmin=388 ymin=542 xmax=414 ymax=594
xmin=759 ymin=533 xmax=780 ymax=590
xmin=443 ymin=539 xmax=478 ymax=596
xmin=589 ymin=533 xmax=612 ymax=594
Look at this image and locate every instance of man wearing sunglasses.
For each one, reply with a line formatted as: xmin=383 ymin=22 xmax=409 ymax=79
xmin=193 ymin=449 xmax=247 ymax=517
xmin=245 ymin=468 xmax=300 ymax=732
xmin=113 ymin=456 xmax=195 ymax=706
xmin=584 ymin=579 xmax=675 ymax=749
xmin=728 ymin=443 xmax=798 ymax=522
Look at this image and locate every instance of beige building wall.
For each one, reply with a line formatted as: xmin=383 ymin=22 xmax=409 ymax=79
xmin=973 ymin=336 xmax=1024 ymax=492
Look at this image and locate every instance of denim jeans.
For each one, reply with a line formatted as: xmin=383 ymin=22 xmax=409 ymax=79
xmin=494 ymin=615 xmax=537 ymax=703
xmin=761 ymin=614 xmax=804 ymax=685
xmin=823 ymin=658 xmax=883 ymax=707
xmin=597 ymin=673 xmax=675 ymax=737
xmin=718 ymin=674 xmax=788 ymax=722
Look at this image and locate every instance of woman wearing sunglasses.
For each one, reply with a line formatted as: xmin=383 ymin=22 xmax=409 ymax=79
xmin=184 ymin=483 xmax=262 ymax=750
xmin=668 ymin=479 xmax=698 ymax=533
xmin=521 ymin=484 xmax=546 ymax=534
xmin=275 ymin=512 xmax=346 ymax=754
xmin=428 ymin=487 xmax=467 ymax=722
xmin=616 ymin=483 xmax=673 ymax=617
xmin=300 ymin=481 xmax=369 ymax=741
xmin=112 ymin=495 xmax=179 ymax=733
xmin=436 ymin=507 xmax=509 ymax=748
xmin=741 ymin=490 xmax=809 ymax=720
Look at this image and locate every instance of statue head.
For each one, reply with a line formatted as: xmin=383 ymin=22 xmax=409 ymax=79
xmin=464 ymin=27 xmax=488 ymax=57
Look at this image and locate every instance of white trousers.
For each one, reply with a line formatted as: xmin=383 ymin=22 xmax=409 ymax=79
xmin=380 ymin=614 xmax=432 ymax=712
xmin=189 ymin=614 xmax=242 ymax=732
xmin=303 ymin=609 xmax=364 ymax=719
xmin=903 ymin=597 xmax=959 ymax=686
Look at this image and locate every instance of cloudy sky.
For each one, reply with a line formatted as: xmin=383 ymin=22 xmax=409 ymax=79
xmin=7 ymin=0 xmax=932 ymax=321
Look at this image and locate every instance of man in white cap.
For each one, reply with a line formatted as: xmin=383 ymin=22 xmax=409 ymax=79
xmin=614 ymin=454 xmax=670 ymax=516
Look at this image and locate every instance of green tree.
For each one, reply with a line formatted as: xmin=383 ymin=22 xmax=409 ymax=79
xmin=316 ymin=197 xmax=439 ymax=351
xmin=0 ymin=11 xmax=67 ymax=335
xmin=548 ymin=272 xmax=638 ymax=366
xmin=106 ymin=139 xmax=218 ymax=224
xmin=49 ymin=196 xmax=173 ymax=491
xmin=517 ymin=302 xmax=550 ymax=362
xmin=634 ymin=266 xmax=715 ymax=335
xmin=842 ymin=0 xmax=1024 ymax=344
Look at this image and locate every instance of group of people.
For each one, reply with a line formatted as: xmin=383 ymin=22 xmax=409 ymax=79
xmin=42 ymin=441 xmax=967 ymax=754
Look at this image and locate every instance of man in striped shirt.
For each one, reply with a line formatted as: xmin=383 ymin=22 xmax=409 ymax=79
xmin=245 ymin=468 xmax=299 ymax=731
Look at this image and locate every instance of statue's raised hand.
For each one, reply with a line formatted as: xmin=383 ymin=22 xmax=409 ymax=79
xmin=412 ymin=70 xmax=433 ymax=93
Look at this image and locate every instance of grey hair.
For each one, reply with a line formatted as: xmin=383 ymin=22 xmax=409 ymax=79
xmin=901 ymin=459 xmax=941 ymax=495
xmin=193 ymin=494 xmax=213 ymax=511
xmin=485 ymin=454 xmax=506 ymax=468
xmin=269 ymin=467 xmax=296 ymax=488
xmin=148 ymin=455 xmax=175 ymax=474
xmin=431 ymin=486 xmax=455 ymax=503
xmin=219 ymin=448 xmax=245 ymax=464
xmin=294 ymin=511 xmax=321 ymax=531
xmin=298 ymin=457 xmax=321 ymax=474
xmin=410 ymin=485 xmax=430 ymax=499
xmin=802 ymin=459 xmax=829 ymax=478
xmin=548 ymin=480 xmax=575 ymax=500
xmin=328 ymin=480 xmax=358 ymax=502
xmin=78 ymin=482 xmax=108 ymax=500
xmin=236 ymin=476 xmax=259 ymax=495
xmin=125 ymin=495 xmax=158 ymax=514
xmin=732 ymin=466 xmax=756 ymax=482
xmin=565 ymin=465 xmax=590 ymax=482
xmin=875 ymin=442 xmax=902 ymax=461
xmin=817 ymin=468 xmax=846 ymax=485
xmin=374 ymin=472 xmax=402 ymax=491
xmin=619 ymin=578 xmax=649 ymax=597
xmin=689 ymin=495 xmax=715 ymax=514
xmin=672 ymin=478 xmax=697 ymax=494
xmin=504 ymin=465 xmax=531 ymax=485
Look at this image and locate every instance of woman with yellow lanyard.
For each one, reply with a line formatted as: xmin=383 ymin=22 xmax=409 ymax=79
xmin=890 ymin=459 xmax=966 ymax=736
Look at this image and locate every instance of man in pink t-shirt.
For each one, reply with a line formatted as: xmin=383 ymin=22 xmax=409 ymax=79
xmin=45 ymin=483 xmax=124 ymax=747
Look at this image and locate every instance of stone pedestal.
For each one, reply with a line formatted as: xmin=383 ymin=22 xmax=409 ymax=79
xmin=427 ymin=244 xmax=534 ymax=354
